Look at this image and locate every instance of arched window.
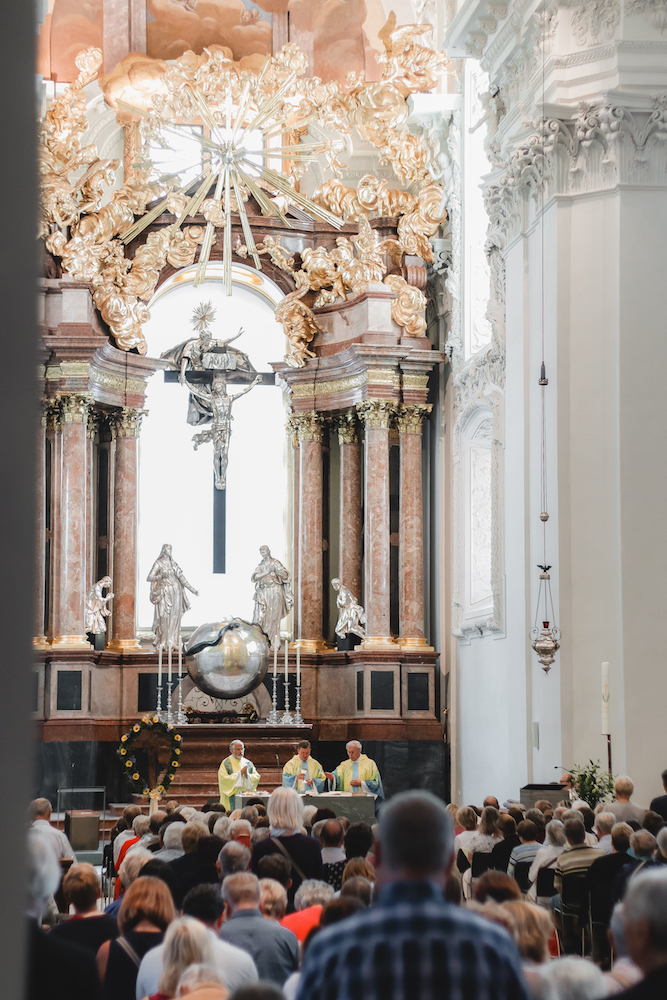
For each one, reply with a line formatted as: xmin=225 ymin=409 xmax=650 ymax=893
xmin=136 ymin=264 xmax=289 ymax=635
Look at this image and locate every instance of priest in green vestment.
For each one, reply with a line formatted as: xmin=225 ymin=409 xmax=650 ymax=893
xmin=282 ymin=740 xmax=326 ymax=794
xmin=325 ymin=740 xmax=384 ymax=803
xmin=218 ymin=739 xmax=260 ymax=810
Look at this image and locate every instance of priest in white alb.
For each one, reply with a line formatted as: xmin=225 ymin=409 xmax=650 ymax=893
xmin=282 ymin=740 xmax=326 ymax=794
xmin=324 ymin=740 xmax=384 ymax=804
xmin=218 ymin=739 xmax=260 ymax=810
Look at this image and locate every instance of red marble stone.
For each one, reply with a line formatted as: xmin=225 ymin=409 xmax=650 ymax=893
xmin=109 ymin=426 xmax=141 ymax=650
xmin=364 ymin=426 xmax=391 ymax=638
xmin=339 ymin=440 xmax=362 ymax=600
xmin=399 ymin=429 xmax=426 ymax=642
xmin=298 ymin=436 xmax=323 ymax=643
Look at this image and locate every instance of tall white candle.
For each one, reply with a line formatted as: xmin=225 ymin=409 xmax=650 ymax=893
xmin=178 ymin=643 xmax=182 ymax=679
xmin=296 ymin=644 xmax=301 ymax=686
xmin=273 ymin=638 xmax=278 ymax=678
xmin=168 ymin=645 xmax=173 ymax=686
xmin=158 ymin=647 xmax=162 ymax=686
xmin=284 ymin=639 xmax=289 ymax=683
xmin=601 ymin=661 xmax=610 ymax=735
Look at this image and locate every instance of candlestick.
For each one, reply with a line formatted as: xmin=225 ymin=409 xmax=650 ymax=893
xmin=167 ymin=646 xmax=173 ymax=723
xmin=168 ymin=645 xmax=173 ymax=686
xmin=296 ymin=643 xmax=300 ymax=686
xmin=175 ymin=643 xmax=187 ymax=724
xmin=267 ymin=671 xmax=279 ymax=725
xmin=280 ymin=677 xmax=293 ymax=725
xmin=601 ymin=661 xmax=610 ymax=736
xmin=293 ymin=680 xmax=303 ymax=725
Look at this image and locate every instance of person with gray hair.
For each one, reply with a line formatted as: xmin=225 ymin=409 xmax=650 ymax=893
xmin=219 ymin=873 xmax=299 ymax=986
xmin=604 ymin=903 xmax=644 ymax=994
xmin=153 ymin=821 xmax=185 ymax=862
xmin=620 ymin=869 xmax=667 ymax=997
xmin=176 ymin=963 xmax=226 ymax=998
xmin=296 ymin=790 xmax=529 ymax=1000
xmin=608 ymin=776 xmax=646 ymax=826
xmin=213 ymin=815 xmax=231 ymax=842
xmin=594 ymin=812 xmax=616 ymax=855
xmin=323 ymin=740 xmax=384 ymax=806
xmin=655 ymin=826 xmax=667 ymax=862
xmin=611 ymin=830 xmax=660 ymax=903
xmin=251 ymin=787 xmax=323 ymax=912
xmin=29 ymin=796 xmax=77 ymax=861
xmin=527 ymin=820 xmax=567 ymax=901
xmin=281 ymin=880 xmax=334 ymax=942
xmin=218 ymin=840 xmax=251 ymax=879
xmin=533 ymin=955 xmax=608 ymax=999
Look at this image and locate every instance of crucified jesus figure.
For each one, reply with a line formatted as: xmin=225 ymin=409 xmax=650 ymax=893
xmin=188 ymin=373 xmax=260 ymax=489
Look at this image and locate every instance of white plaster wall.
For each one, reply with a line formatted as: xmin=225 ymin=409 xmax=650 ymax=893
xmin=456 ymin=239 xmax=531 ymax=807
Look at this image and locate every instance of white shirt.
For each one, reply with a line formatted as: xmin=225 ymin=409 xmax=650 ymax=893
xmin=596 ymin=834 xmax=613 ymax=855
xmin=32 ymin=820 xmax=77 ymax=862
xmin=527 ymin=844 xmax=565 ymax=900
xmin=135 ymin=928 xmax=258 ymax=999
xmin=321 ymin=847 xmax=346 ymax=864
xmin=113 ymin=828 xmax=138 ymax=864
xmin=454 ymin=831 xmax=477 ymax=858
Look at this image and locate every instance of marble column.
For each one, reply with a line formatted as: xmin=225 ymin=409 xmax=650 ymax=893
xmin=33 ymin=402 xmax=49 ymax=648
xmin=357 ymin=399 xmax=397 ymax=648
xmin=294 ymin=412 xmax=326 ymax=652
xmin=288 ymin=417 xmax=300 ymax=640
xmin=397 ymin=404 xmax=433 ymax=650
xmin=336 ymin=412 xmax=363 ymax=602
xmin=52 ymin=394 xmax=92 ymax=647
xmin=107 ymin=407 xmax=145 ymax=652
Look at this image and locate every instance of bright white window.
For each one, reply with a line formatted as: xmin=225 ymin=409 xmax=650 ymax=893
xmin=463 ymin=60 xmax=493 ymax=359
xmin=137 ymin=268 xmax=289 ymax=632
xmin=463 ymin=410 xmax=493 ymax=619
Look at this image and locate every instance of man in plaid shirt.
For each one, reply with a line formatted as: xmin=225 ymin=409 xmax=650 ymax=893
xmin=296 ymin=791 xmax=530 ymax=1000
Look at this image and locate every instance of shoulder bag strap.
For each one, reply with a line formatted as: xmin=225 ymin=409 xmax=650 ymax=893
xmin=116 ymin=936 xmax=142 ymax=969
xmin=271 ymin=837 xmax=307 ymax=883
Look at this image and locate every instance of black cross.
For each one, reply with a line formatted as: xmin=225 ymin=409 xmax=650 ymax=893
xmin=164 ymin=369 xmax=276 ymax=573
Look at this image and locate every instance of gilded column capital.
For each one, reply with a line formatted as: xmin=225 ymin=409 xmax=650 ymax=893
xmin=291 ymin=411 xmax=325 ymax=443
xmin=58 ymin=392 xmax=93 ymax=424
xmin=334 ymin=411 xmax=360 ymax=445
xmin=45 ymin=397 xmax=62 ymax=432
xmin=86 ymin=409 xmax=102 ymax=439
xmin=396 ymin=403 xmax=433 ymax=434
xmin=356 ymin=398 xmax=399 ymax=430
xmin=110 ymin=407 xmax=147 ymax=439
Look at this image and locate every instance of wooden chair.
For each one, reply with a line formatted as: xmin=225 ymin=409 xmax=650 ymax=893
xmin=513 ymin=860 xmax=532 ymax=894
xmin=471 ymin=852 xmax=494 ymax=879
xmin=559 ymin=871 xmax=589 ymax=955
xmin=536 ymin=866 xmax=557 ymax=901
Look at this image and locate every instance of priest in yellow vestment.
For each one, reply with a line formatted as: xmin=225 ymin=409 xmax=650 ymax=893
xmin=282 ymin=740 xmax=326 ymax=794
xmin=325 ymin=740 xmax=384 ymax=803
xmin=218 ymin=739 xmax=261 ymax=810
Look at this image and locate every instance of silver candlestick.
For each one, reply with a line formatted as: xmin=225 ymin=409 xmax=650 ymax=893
xmin=280 ymin=678 xmax=293 ymax=725
xmin=267 ymin=673 xmax=280 ymax=725
xmin=175 ymin=674 xmax=187 ymax=725
xmin=156 ymin=683 xmax=164 ymax=720
xmin=293 ymin=683 xmax=303 ymax=725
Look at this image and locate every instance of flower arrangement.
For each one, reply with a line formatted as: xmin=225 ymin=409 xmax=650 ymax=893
xmin=116 ymin=716 xmax=182 ymax=797
xmin=570 ymin=760 xmax=615 ymax=809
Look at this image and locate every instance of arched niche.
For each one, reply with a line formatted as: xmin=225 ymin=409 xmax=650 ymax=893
xmin=136 ymin=262 xmax=290 ymax=635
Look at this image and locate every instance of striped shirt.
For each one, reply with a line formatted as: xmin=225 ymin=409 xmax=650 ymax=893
xmin=554 ymin=845 xmax=604 ymax=892
xmin=507 ymin=842 xmax=540 ymax=877
xmin=295 ymin=879 xmax=530 ymax=1000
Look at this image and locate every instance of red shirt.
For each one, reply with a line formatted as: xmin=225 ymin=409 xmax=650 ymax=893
xmin=280 ymin=905 xmax=322 ymax=942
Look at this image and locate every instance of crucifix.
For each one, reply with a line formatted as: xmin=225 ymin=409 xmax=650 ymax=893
xmin=161 ymin=303 xmax=276 ymax=573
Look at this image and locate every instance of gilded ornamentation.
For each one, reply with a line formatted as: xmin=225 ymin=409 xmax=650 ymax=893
xmin=402 ymin=373 xmax=430 ymax=390
xmin=59 ymin=393 xmax=93 ymax=423
xmin=40 ymin=21 xmax=447 ymax=358
xmin=356 ymin=398 xmax=398 ymax=430
xmin=396 ymin=403 xmax=432 ymax=434
xmin=291 ymin=411 xmax=325 ymax=443
xmin=335 ymin=412 xmax=360 ymax=445
xmin=383 ymin=275 xmax=427 ymax=337
xmin=110 ymin=407 xmax=147 ymax=439
xmin=276 ymin=271 xmax=323 ymax=368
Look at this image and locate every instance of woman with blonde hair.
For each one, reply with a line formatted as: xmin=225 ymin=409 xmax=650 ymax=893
xmin=341 ymin=858 xmax=376 ymax=885
xmin=502 ymin=900 xmax=555 ymax=992
xmin=152 ymin=917 xmax=215 ymax=999
xmin=251 ymin=787 xmax=322 ymax=912
xmin=98 ymin=876 xmax=176 ymax=1000
xmin=454 ymin=806 xmax=479 ymax=858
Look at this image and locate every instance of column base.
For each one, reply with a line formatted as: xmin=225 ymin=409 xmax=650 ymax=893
xmin=291 ymin=639 xmax=330 ymax=654
xmin=399 ymin=636 xmax=435 ymax=652
xmin=33 ymin=636 xmax=50 ymax=650
xmin=106 ymin=637 xmax=144 ymax=652
xmin=51 ymin=635 xmax=90 ymax=649
xmin=360 ymin=635 xmax=398 ymax=650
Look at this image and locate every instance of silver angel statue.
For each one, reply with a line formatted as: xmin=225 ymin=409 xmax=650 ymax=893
xmin=251 ymin=546 xmax=293 ymax=647
xmin=188 ymin=373 xmax=260 ymax=490
xmin=147 ymin=544 xmax=198 ymax=652
xmin=332 ymin=578 xmax=366 ymax=639
xmin=85 ymin=576 xmax=114 ymax=634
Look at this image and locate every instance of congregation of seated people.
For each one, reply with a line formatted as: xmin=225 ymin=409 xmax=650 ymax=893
xmin=25 ymin=769 xmax=667 ymax=999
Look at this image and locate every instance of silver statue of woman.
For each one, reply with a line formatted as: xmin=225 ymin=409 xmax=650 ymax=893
xmin=85 ymin=576 xmax=114 ymax=634
xmin=332 ymin=578 xmax=366 ymax=639
xmin=147 ymin=544 xmax=198 ymax=651
xmin=251 ymin=545 xmax=293 ymax=647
